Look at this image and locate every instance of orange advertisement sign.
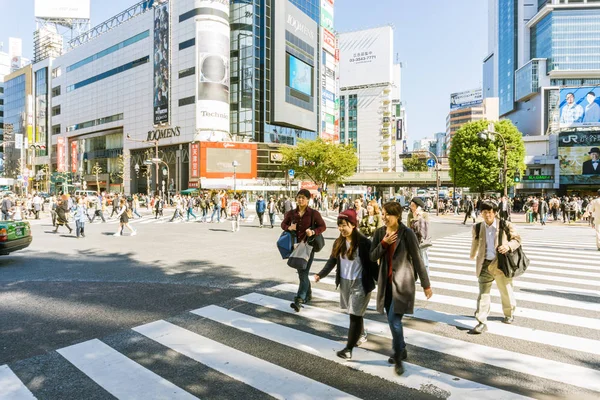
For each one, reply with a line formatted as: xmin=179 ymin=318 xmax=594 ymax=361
xmin=200 ymin=142 xmax=257 ymax=179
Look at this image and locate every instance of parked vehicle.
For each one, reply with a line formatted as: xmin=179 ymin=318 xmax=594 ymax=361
xmin=0 ymin=220 xmax=32 ymax=255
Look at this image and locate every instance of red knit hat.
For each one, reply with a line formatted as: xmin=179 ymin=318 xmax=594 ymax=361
xmin=338 ymin=209 xmax=357 ymax=227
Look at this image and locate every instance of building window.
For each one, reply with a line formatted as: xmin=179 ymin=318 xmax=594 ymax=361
xmin=178 ymin=96 xmax=194 ymax=107
xmin=51 ymin=105 xmax=61 ymax=116
xmin=67 ymin=31 xmax=150 ymax=72
xmin=66 ymin=56 xmax=149 ymax=92
xmin=51 ymin=86 xmax=61 ymax=97
xmin=52 ymin=125 xmax=61 ymax=135
xmin=178 ymin=67 xmax=195 ymax=79
xmin=66 ymin=113 xmax=124 ymax=132
xmin=51 ymin=67 xmax=61 ymax=78
xmin=179 ymin=38 xmax=195 ymax=50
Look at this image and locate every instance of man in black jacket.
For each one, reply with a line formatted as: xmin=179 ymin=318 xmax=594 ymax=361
xmin=462 ymin=196 xmax=476 ymax=225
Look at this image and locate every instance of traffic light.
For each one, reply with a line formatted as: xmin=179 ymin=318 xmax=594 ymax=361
xmin=514 ymin=175 xmax=521 ymax=183
xmin=305 ymin=160 xmax=316 ymax=166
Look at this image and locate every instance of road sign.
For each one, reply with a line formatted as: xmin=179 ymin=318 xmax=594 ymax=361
xmin=426 ymin=159 xmax=436 ymax=168
xmin=288 ymin=169 xmax=295 ymax=178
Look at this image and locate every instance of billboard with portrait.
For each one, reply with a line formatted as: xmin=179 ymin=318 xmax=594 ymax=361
xmin=287 ymin=54 xmax=313 ymax=96
xmin=338 ymin=26 xmax=393 ymax=88
xmin=558 ymin=130 xmax=600 ymax=184
xmin=559 ymin=87 xmax=600 ymax=129
xmin=153 ymin=1 xmax=170 ymax=125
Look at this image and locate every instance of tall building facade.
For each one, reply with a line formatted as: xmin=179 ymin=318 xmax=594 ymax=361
xmin=487 ymin=0 xmax=600 ymax=194
xmin=338 ymin=26 xmax=398 ymax=172
xmin=17 ymin=0 xmax=327 ymax=195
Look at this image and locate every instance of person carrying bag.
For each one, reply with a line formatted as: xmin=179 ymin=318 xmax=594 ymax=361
xmin=281 ymin=189 xmax=327 ymax=312
xmin=497 ymin=220 xmax=529 ymax=278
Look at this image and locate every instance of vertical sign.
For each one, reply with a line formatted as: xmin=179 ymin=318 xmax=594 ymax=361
xmin=190 ymin=142 xmax=200 ymax=178
xmin=396 ymin=119 xmax=403 ymax=140
xmin=153 ymin=1 xmax=170 ymax=125
xmin=71 ymin=141 xmax=78 ymax=173
xmin=57 ymin=137 xmax=65 ymax=172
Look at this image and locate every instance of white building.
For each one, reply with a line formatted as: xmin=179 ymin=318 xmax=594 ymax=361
xmin=338 ymin=26 xmax=398 ymax=172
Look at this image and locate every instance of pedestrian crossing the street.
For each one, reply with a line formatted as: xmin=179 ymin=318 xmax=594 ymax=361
xmin=3 ymin=228 xmax=600 ymax=399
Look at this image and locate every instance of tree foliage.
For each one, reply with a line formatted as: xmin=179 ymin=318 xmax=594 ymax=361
xmin=449 ymin=119 xmax=526 ymax=194
xmin=280 ymin=138 xmax=358 ymax=186
xmin=92 ymin=162 xmax=103 ymax=193
xmin=402 ymin=155 xmax=428 ymax=172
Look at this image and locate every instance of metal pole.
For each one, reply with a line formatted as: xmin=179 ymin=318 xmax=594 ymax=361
xmin=155 ymin=141 xmax=159 ymax=195
xmin=233 ymin=165 xmax=237 ymax=192
xmin=503 ymin=144 xmax=508 ymax=198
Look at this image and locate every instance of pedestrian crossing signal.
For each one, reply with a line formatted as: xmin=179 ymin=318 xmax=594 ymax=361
xmin=514 ymin=176 xmax=520 ymax=183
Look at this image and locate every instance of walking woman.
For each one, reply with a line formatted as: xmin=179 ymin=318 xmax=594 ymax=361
xmin=281 ymin=189 xmax=327 ymax=312
xmin=315 ymin=209 xmax=378 ymax=360
xmin=132 ymin=195 xmax=142 ymax=218
xmin=409 ymin=197 xmax=431 ymax=278
xmin=359 ymin=203 xmax=383 ymax=238
xmin=73 ymin=197 xmax=87 ymax=238
xmin=53 ymin=199 xmax=73 ymax=234
xmin=114 ymin=198 xmax=137 ymax=236
xmin=370 ymin=202 xmax=432 ymax=375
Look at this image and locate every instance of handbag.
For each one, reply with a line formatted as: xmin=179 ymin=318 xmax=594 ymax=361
xmin=307 ymin=210 xmax=325 ymax=253
xmin=497 ymin=220 xmax=529 ymax=278
xmin=419 ymin=236 xmax=432 ymax=249
xmin=277 ymin=231 xmax=295 ymax=259
xmin=287 ymin=242 xmax=313 ymax=270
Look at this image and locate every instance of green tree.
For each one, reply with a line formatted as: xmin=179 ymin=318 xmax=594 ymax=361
xmin=280 ymin=138 xmax=358 ymax=187
xmin=402 ymin=155 xmax=428 ymax=172
xmin=92 ymin=162 xmax=103 ymax=193
xmin=449 ymin=119 xmax=526 ymax=195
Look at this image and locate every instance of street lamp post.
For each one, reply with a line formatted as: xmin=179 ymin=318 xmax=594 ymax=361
xmin=232 ymin=160 xmax=239 ymax=192
xmin=126 ymin=134 xmax=160 ymax=195
xmin=478 ymin=124 xmax=508 ymax=198
xmin=150 ymin=157 xmax=170 ymax=202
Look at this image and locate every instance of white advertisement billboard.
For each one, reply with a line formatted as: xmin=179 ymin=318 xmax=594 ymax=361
xmin=450 ymin=88 xmax=483 ymax=110
xmin=34 ymin=0 xmax=90 ymax=19
xmin=338 ymin=26 xmax=393 ymax=88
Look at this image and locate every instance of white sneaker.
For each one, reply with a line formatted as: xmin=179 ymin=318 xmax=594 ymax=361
xmin=113 ymin=233 xmax=121 ymax=237
xmin=131 ymin=231 xmax=137 ymax=236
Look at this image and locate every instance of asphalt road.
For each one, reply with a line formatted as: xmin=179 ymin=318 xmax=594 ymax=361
xmin=1 ymin=209 xmax=599 ymax=399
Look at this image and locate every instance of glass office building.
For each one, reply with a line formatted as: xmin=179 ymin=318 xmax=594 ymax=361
xmin=498 ymin=0 xmax=518 ymax=116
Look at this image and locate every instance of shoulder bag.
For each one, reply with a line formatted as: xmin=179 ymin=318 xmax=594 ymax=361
xmin=307 ymin=209 xmax=325 ymax=253
xmin=277 ymin=230 xmax=295 ymax=259
xmin=287 ymin=241 xmax=313 ymax=270
xmin=497 ymin=220 xmax=529 ymax=278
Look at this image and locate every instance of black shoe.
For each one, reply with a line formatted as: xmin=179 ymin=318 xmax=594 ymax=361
xmin=388 ymin=348 xmax=407 ymax=364
xmin=394 ymin=360 xmax=405 ymax=376
xmin=468 ymin=323 xmax=488 ymax=334
xmin=503 ymin=316 xmax=514 ymax=324
xmin=290 ymin=297 xmax=302 ymax=312
xmin=336 ymin=348 xmax=352 ymax=360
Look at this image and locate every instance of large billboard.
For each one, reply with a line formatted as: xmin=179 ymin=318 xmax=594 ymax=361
xmin=450 ymin=88 xmax=483 ymax=110
xmin=559 ymin=87 xmax=600 ymax=129
xmin=558 ymin=130 xmax=600 ymax=184
xmin=34 ymin=0 xmax=90 ymax=19
xmin=287 ymin=54 xmax=313 ymax=96
xmin=200 ymin=142 xmax=257 ymax=179
xmin=338 ymin=26 xmax=393 ymax=88
xmin=196 ymin=2 xmax=231 ymax=136
xmin=153 ymin=1 xmax=170 ymax=125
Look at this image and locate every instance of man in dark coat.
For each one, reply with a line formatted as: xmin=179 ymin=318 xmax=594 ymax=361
xmin=582 ymin=147 xmax=600 ymax=175
xmin=462 ymin=196 xmax=476 ymax=225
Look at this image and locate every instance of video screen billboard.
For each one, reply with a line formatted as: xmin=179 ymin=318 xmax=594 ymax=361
xmin=558 ymin=130 xmax=600 ymax=184
xmin=153 ymin=1 xmax=170 ymax=125
xmin=559 ymin=87 xmax=600 ymax=128
xmin=287 ymin=54 xmax=313 ymax=96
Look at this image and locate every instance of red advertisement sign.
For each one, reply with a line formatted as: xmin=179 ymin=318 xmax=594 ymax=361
xmin=324 ymin=0 xmax=334 ymax=6
xmin=57 ymin=137 xmax=66 ymax=172
xmin=322 ymin=28 xmax=336 ymax=55
xmin=335 ymin=48 xmax=340 ymax=62
xmin=190 ymin=143 xmax=200 ymax=178
xmin=71 ymin=141 xmax=78 ymax=173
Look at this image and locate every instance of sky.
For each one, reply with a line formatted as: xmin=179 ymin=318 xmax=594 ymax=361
xmin=0 ymin=0 xmax=488 ymax=142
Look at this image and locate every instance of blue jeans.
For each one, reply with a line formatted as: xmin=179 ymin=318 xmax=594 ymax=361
xmin=269 ymin=212 xmax=275 ymax=227
xmin=385 ymin=285 xmax=405 ymax=358
xmin=187 ymin=207 xmax=197 ymax=220
xmin=133 ymin=208 xmax=141 ymax=218
xmin=210 ymin=206 xmax=221 ymax=222
xmin=75 ymin=220 xmax=85 ymax=237
xmin=240 ymin=207 xmax=246 ymax=219
xmin=296 ymin=250 xmax=315 ymax=302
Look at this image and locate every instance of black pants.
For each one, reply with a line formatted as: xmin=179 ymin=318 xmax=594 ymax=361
xmin=464 ymin=212 xmax=475 ymax=224
xmin=346 ymin=314 xmax=364 ymax=350
xmin=91 ymin=210 xmax=106 ymax=223
xmin=257 ymin=212 xmax=264 ymax=226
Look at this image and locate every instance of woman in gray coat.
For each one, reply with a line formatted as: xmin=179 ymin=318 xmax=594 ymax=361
xmin=370 ymin=202 xmax=433 ymax=376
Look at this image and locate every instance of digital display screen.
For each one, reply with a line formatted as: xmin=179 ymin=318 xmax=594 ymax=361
xmin=287 ymin=54 xmax=312 ymax=96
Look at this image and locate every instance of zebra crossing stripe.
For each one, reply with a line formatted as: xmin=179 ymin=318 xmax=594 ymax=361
xmin=192 ymin=305 xmax=531 ymax=400
xmin=56 ymin=339 xmax=196 ymax=400
xmin=436 ymin=238 xmax=596 ymax=251
xmin=427 ymin=269 xmax=600 ymax=297
xmin=313 ymin=275 xmax=600 ymax=331
xmin=133 ymin=320 xmax=359 ymax=400
xmin=271 ymin=283 xmax=600 ymax=356
xmin=237 ymin=293 xmax=600 ymax=393
xmin=0 ymin=365 xmax=36 ymax=400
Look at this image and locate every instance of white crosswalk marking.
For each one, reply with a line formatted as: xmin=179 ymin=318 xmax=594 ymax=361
xmin=193 ymin=305 xmax=530 ymax=400
xmin=57 ymin=339 xmax=196 ymax=400
xmin=5 ymin=226 xmax=600 ymax=398
xmin=133 ymin=320 xmax=359 ymax=400
xmin=0 ymin=365 xmax=36 ymax=400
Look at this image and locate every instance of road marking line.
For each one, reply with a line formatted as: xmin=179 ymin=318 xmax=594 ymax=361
xmin=0 ymin=365 xmax=36 ymax=400
xmin=313 ymin=276 xmax=600 ymax=331
xmin=193 ymin=305 xmax=531 ymax=400
xmin=133 ymin=320 xmax=358 ymax=400
xmin=271 ymin=284 xmax=600 ymax=356
xmin=238 ymin=293 xmax=600 ymax=393
xmin=57 ymin=339 xmax=196 ymax=400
